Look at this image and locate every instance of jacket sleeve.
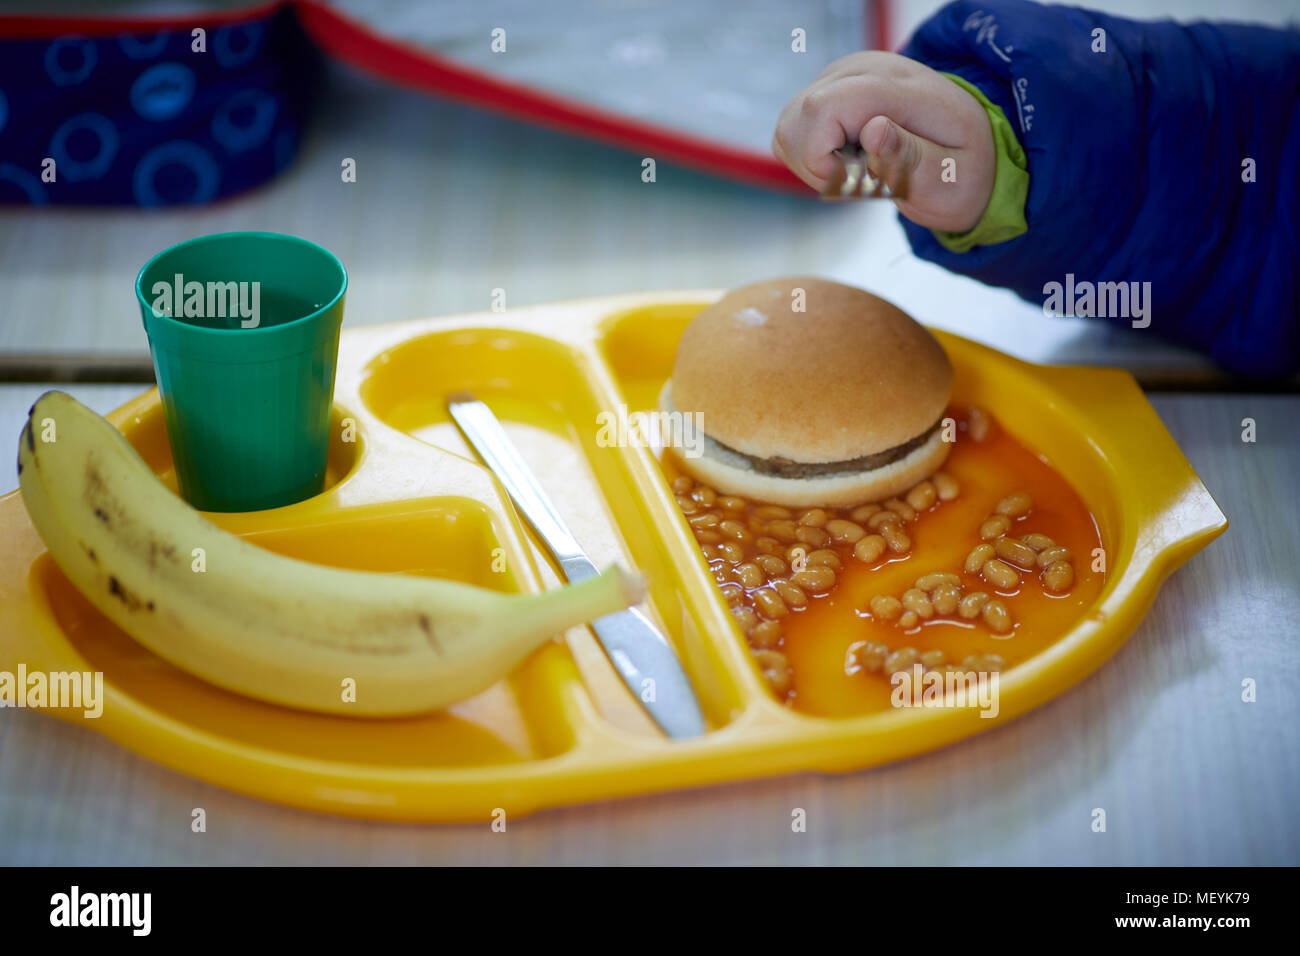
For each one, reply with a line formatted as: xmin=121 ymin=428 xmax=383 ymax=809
xmin=898 ymin=0 xmax=1300 ymax=379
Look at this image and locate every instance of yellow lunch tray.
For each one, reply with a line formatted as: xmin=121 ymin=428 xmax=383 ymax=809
xmin=0 ymin=291 xmax=1226 ymax=822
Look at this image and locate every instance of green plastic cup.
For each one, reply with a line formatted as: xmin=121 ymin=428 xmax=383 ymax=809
xmin=136 ymin=232 xmax=347 ymax=512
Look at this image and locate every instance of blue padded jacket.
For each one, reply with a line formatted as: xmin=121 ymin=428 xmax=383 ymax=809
xmin=900 ymin=0 xmax=1300 ymax=378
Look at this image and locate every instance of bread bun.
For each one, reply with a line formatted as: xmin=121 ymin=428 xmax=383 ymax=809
xmin=664 ymin=277 xmax=952 ymax=505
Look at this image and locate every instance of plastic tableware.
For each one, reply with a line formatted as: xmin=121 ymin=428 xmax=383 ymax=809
xmin=0 ymin=290 xmax=1226 ymax=821
xmin=136 ymin=231 xmax=347 ymax=512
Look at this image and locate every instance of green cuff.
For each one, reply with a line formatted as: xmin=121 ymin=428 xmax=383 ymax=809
xmin=931 ymin=73 xmax=1029 ymax=253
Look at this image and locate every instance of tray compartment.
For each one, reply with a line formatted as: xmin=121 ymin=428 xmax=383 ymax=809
xmin=359 ymin=326 xmax=753 ymax=732
xmin=593 ymin=303 xmax=1225 ymax=720
xmin=28 ymin=496 xmax=581 ymax=765
xmin=113 ymin=393 xmax=364 ymax=508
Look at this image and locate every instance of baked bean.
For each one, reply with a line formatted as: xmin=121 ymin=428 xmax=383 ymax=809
xmin=753 ymin=505 xmax=792 ymax=520
xmin=754 ymin=554 xmax=787 ymax=577
xmin=689 ymin=512 xmax=720 ymax=530
xmin=754 ymin=536 xmax=782 ymax=556
xmin=792 ymin=567 xmax=836 ymax=594
xmin=749 ymin=620 xmax=782 ymax=649
xmin=962 ymin=652 xmax=1004 ymax=671
xmin=901 ymin=588 xmax=935 ymax=619
xmin=982 ymin=558 xmax=1020 ymax=590
xmin=795 ymin=525 xmax=831 ymax=548
xmin=850 ymin=503 xmax=882 ymax=523
xmin=773 ymin=579 xmax=808 ymax=609
xmin=958 ymin=591 xmax=990 ymax=619
xmin=1042 ymin=560 xmax=1075 ymax=592
xmin=885 ymin=647 xmax=920 ymax=673
xmin=981 ymin=599 xmax=1013 ymax=633
xmin=916 ymin=572 xmax=961 ymax=591
xmin=856 ymin=641 xmax=890 ymax=673
xmin=994 ymin=492 xmax=1032 ymax=517
xmin=853 ymin=534 xmax=887 ymax=563
xmin=797 ymin=508 xmax=828 ymax=527
xmin=905 ymin=480 xmax=937 ymax=512
xmin=898 ymin=610 xmax=920 ymax=630
xmin=752 ymin=587 xmax=789 ymax=619
xmin=719 ymin=519 xmax=751 ymax=542
xmin=964 ymin=542 xmax=996 ymax=574
xmin=931 ymin=583 xmax=962 ymax=615
xmin=746 ymin=515 xmax=767 ymax=535
xmin=869 ymin=594 xmax=904 ymax=621
xmin=825 ymin=518 xmax=866 ymax=544
xmin=719 ymin=540 xmax=745 ymax=565
xmin=932 ymin=471 xmax=960 ymax=501
xmin=881 ymin=523 xmax=911 ymax=554
xmin=805 ymin=549 xmax=842 ymax=571
xmin=730 ymin=605 xmax=759 ymax=633
xmin=1037 ymin=545 xmax=1073 ymax=569
xmin=920 ymin=649 xmax=947 ymax=670
xmin=700 ymin=544 xmax=723 ymax=562
xmin=712 ymin=566 xmax=729 ymax=585
xmin=995 ymin=536 xmax=1038 ymax=569
xmin=672 ymin=476 xmax=693 ymax=495
xmin=767 ymin=519 xmax=799 ymax=542
xmin=691 ymin=486 xmax=716 ymax=506
xmin=1021 ymin=532 xmax=1055 ymax=552
xmin=695 ymin=530 xmax=721 ymax=544
xmin=753 ymin=649 xmax=793 ymax=695
xmin=979 ymin=515 xmax=1011 ymax=540
xmin=967 ymin=407 xmax=994 ymax=442
xmin=676 ymin=495 xmax=699 ymax=515
xmin=718 ymin=582 xmax=744 ymax=607
xmin=867 ymin=510 xmax=902 ymax=531
xmin=717 ymin=495 xmax=747 ymax=512
xmin=884 ymin=498 xmax=917 ymax=522
xmin=736 ymin=563 xmax=764 ymax=589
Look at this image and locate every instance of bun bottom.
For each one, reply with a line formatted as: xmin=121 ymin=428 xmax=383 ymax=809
xmin=671 ymin=430 xmax=949 ymax=507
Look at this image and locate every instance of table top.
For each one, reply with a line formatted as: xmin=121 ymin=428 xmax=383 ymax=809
xmin=1 ymin=384 xmax=1295 ymax=865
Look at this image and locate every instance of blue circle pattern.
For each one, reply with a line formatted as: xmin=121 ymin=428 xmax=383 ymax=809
xmin=117 ymin=31 xmax=170 ymax=59
xmin=0 ymin=162 xmax=48 ymax=204
xmin=213 ymin=23 xmax=265 ymax=69
xmin=133 ymin=141 xmax=220 ymax=206
xmin=44 ymin=36 xmax=97 ymax=86
xmin=0 ymin=9 xmax=316 ymax=206
xmin=130 ymin=63 xmax=196 ymax=121
xmin=49 ymin=112 xmax=119 ymax=182
xmin=212 ymin=89 xmax=278 ymax=152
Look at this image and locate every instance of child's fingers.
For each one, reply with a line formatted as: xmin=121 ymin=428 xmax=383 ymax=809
xmin=860 ymin=116 xmax=982 ymax=232
xmin=772 ymin=100 xmax=847 ymax=190
xmin=774 ymin=75 xmax=925 ymax=190
xmin=860 ymin=115 xmax=942 ymax=194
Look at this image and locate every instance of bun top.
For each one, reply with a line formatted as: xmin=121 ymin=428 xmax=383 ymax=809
xmin=668 ymin=277 xmax=952 ymax=463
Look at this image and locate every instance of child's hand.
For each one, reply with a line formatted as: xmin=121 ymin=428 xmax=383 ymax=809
xmin=772 ymin=52 xmax=996 ymax=233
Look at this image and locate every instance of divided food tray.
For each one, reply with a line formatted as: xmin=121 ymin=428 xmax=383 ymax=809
xmin=0 ymin=291 xmax=1227 ymax=821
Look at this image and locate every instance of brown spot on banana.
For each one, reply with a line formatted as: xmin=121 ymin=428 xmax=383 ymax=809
xmin=107 ymin=575 xmax=145 ymax=612
xmin=418 ymin=614 xmax=442 ymax=656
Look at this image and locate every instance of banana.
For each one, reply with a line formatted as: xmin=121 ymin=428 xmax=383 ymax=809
xmin=17 ymin=391 xmax=641 ymax=716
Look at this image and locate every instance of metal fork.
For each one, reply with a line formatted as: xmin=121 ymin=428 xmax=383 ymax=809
xmin=819 ymin=144 xmax=903 ymax=201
